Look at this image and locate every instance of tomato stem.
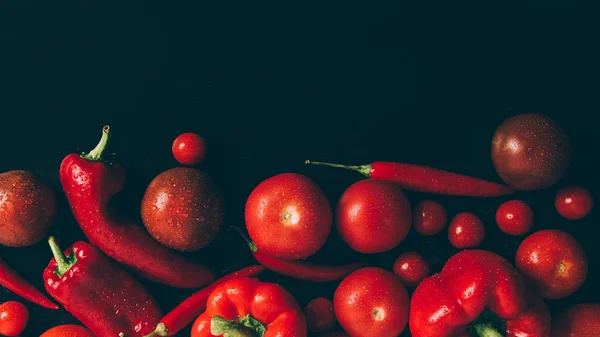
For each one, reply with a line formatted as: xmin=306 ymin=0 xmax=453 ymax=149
xmin=82 ymin=125 xmax=111 ymax=161
xmin=304 ymin=160 xmax=372 ymax=177
xmin=471 ymin=322 xmax=504 ymax=337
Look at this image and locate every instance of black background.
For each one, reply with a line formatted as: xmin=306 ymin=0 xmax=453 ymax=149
xmin=0 ymin=1 xmax=598 ymax=336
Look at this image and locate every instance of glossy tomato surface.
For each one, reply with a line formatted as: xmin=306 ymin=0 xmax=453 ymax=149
xmin=495 ymin=199 xmax=534 ymax=236
xmin=0 ymin=301 xmax=29 ymax=337
xmin=392 ymin=252 xmax=430 ymax=288
xmin=39 ymin=325 xmax=96 ymax=337
xmin=172 ymin=132 xmax=207 ymax=165
xmin=413 ymin=200 xmax=447 ymax=235
xmin=555 ymin=185 xmax=594 ymax=220
xmin=448 ymin=212 xmax=485 ymax=248
xmin=305 ymin=297 xmax=336 ymax=333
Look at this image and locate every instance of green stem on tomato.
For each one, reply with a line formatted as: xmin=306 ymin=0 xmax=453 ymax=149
xmin=471 ymin=322 xmax=504 ymax=337
xmin=304 ymin=160 xmax=372 ymax=177
xmin=48 ymin=236 xmax=77 ymax=278
xmin=81 ymin=125 xmax=111 ymax=161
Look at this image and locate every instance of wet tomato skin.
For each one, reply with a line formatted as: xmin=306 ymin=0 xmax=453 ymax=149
xmin=0 ymin=301 xmax=29 ymax=337
xmin=448 ymin=212 xmax=485 ymax=248
xmin=40 ymin=325 xmax=96 ymax=337
xmin=172 ymin=132 xmax=207 ymax=165
xmin=495 ymin=200 xmax=534 ymax=236
xmin=305 ymin=297 xmax=337 ymax=333
xmin=392 ymin=252 xmax=430 ymax=288
xmin=413 ymin=200 xmax=447 ymax=235
xmin=555 ymin=186 xmax=593 ymax=220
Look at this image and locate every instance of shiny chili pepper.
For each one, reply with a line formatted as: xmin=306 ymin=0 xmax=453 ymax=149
xmin=305 ymin=160 xmax=515 ymax=197
xmin=59 ymin=126 xmax=215 ymax=288
xmin=43 ymin=237 xmax=162 ymax=337
xmin=409 ymin=250 xmax=550 ymax=337
xmin=0 ymin=258 xmax=58 ymax=309
xmin=144 ymin=265 xmax=266 ymax=337
xmin=191 ymin=277 xmax=306 ymax=337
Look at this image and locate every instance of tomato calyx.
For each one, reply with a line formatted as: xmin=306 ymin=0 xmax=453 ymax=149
xmin=211 ymin=314 xmax=266 ymax=337
xmin=468 ymin=311 xmax=506 ymax=337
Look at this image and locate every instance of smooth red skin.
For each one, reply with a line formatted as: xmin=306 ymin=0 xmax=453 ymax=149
xmin=555 ymin=186 xmax=594 ymax=220
xmin=0 ymin=301 xmax=29 ymax=336
xmin=191 ymin=278 xmax=306 ymax=337
xmin=413 ymin=200 xmax=447 ymax=235
xmin=44 ymin=241 xmax=162 ymax=336
xmin=0 ymin=258 xmax=58 ymax=309
xmin=448 ymin=212 xmax=485 ymax=248
xmin=334 ymin=267 xmax=409 ymax=337
xmin=496 ymin=200 xmax=534 ymax=236
xmin=336 ymin=180 xmax=411 ymax=254
xmin=305 ymin=297 xmax=336 ymax=333
xmin=552 ymin=303 xmax=600 ymax=337
xmin=409 ymin=250 xmax=549 ymax=337
xmin=60 ymin=153 xmax=215 ymax=288
xmin=40 ymin=325 xmax=96 ymax=337
xmin=393 ymin=252 xmax=430 ymax=287
xmin=369 ymin=162 xmax=515 ymax=196
xmin=516 ymin=229 xmax=588 ymax=299
xmin=172 ymin=132 xmax=207 ymax=165
xmin=245 ymin=173 xmax=332 ymax=260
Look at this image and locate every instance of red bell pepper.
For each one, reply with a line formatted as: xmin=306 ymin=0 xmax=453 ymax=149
xmin=190 ymin=277 xmax=306 ymax=337
xmin=409 ymin=250 xmax=550 ymax=337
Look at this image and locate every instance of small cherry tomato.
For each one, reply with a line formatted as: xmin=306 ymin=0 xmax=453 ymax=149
xmin=448 ymin=212 xmax=485 ymax=248
xmin=552 ymin=303 xmax=600 ymax=337
xmin=172 ymin=132 xmax=207 ymax=165
xmin=413 ymin=200 xmax=447 ymax=235
xmin=516 ymin=229 xmax=588 ymax=299
xmin=40 ymin=325 xmax=95 ymax=337
xmin=334 ymin=267 xmax=409 ymax=337
xmin=495 ymin=200 xmax=534 ymax=236
xmin=305 ymin=297 xmax=336 ymax=333
xmin=392 ymin=252 xmax=430 ymax=287
xmin=555 ymin=185 xmax=594 ymax=220
xmin=0 ymin=301 xmax=29 ymax=337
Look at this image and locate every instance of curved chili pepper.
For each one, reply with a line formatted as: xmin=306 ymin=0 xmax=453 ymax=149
xmin=144 ymin=265 xmax=266 ymax=337
xmin=59 ymin=126 xmax=215 ymax=288
xmin=0 ymin=258 xmax=58 ymax=309
xmin=305 ymin=160 xmax=515 ymax=197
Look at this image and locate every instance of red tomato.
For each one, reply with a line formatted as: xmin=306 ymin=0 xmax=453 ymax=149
xmin=335 ymin=180 xmax=411 ymax=254
xmin=40 ymin=325 xmax=95 ymax=337
xmin=552 ymin=303 xmax=600 ymax=337
xmin=392 ymin=252 xmax=430 ymax=288
xmin=448 ymin=212 xmax=485 ymax=248
xmin=172 ymin=132 xmax=207 ymax=165
xmin=555 ymin=185 xmax=594 ymax=220
xmin=516 ymin=230 xmax=588 ymax=299
xmin=0 ymin=301 xmax=28 ymax=337
xmin=305 ymin=297 xmax=336 ymax=333
xmin=413 ymin=200 xmax=447 ymax=235
xmin=495 ymin=200 xmax=534 ymax=236
xmin=334 ymin=267 xmax=409 ymax=337
xmin=245 ymin=173 xmax=332 ymax=260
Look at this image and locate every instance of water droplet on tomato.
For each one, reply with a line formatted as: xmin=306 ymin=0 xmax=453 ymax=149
xmin=24 ymin=199 xmax=33 ymax=205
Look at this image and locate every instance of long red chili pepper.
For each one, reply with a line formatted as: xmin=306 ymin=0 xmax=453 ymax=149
xmin=144 ymin=265 xmax=266 ymax=337
xmin=59 ymin=126 xmax=215 ymax=288
xmin=305 ymin=160 xmax=515 ymax=197
xmin=0 ymin=258 xmax=58 ymax=309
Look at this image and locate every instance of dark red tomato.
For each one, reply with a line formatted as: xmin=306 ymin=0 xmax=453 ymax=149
xmin=392 ymin=252 xmax=430 ymax=287
xmin=555 ymin=185 xmax=594 ymax=220
xmin=305 ymin=297 xmax=336 ymax=333
xmin=0 ymin=301 xmax=29 ymax=336
xmin=336 ymin=180 xmax=411 ymax=254
xmin=552 ymin=303 xmax=600 ymax=337
xmin=172 ymin=132 xmax=207 ymax=165
xmin=413 ymin=200 xmax=447 ymax=235
xmin=495 ymin=199 xmax=534 ymax=236
xmin=245 ymin=173 xmax=332 ymax=260
xmin=516 ymin=230 xmax=588 ymax=299
xmin=334 ymin=267 xmax=409 ymax=337
xmin=448 ymin=212 xmax=485 ymax=248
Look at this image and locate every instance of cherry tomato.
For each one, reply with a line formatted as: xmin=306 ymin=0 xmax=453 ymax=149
xmin=555 ymin=185 xmax=594 ymax=220
xmin=172 ymin=132 xmax=207 ymax=165
xmin=413 ymin=200 xmax=447 ymax=235
xmin=392 ymin=252 xmax=430 ymax=288
xmin=336 ymin=180 xmax=411 ymax=254
xmin=334 ymin=267 xmax=409 ymax=337
xmin=552 ymin=303 xmax=600 ymax=337
xmin=0 ymin=301 xmax=28 ymax=337
xmin=516 ymin=229 xmax=588 ymax=299
xmin=495 ymin=199 xmax=534 ymax=236
xmin=448 ymin=212 xmax=485 ymax=248
xmin=305 ymin=297 xmax=336 ymax=333
xmin=40 ymin=325 xmax=95 ymax=337
xmin=245 ymin=173 xmax=332 ymax=260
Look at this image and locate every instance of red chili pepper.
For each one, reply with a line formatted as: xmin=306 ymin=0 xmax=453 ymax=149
xmin=43 ymin=237 xmax=162 ymax=337
xmin=59 ymin=126 xmax=215 ymax=288
xmin=409 ymin=250 xmax=550 ymax=337
xmin=0 ymin=258 xmax=58 ymax=309
xmin=144 ymin=265 xmax=266 ymax=337
xmin=305 ymin=160 xmax=515 ymax=197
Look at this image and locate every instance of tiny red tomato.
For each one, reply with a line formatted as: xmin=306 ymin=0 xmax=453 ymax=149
xmin=555 ymin=185 xmax=594 ymax=220
xmin=448 ymin=212 xmax=485 ymax=248
xmin=552 ymin=303 xmax=600 ymax=337
xmin=516 ymin=229 xmax=588 ymax=299
xmin=305 ymin=297 xmax=336 ymax=333
xmin=334 ymin=267 xmax=409 ymax=337
xmin=495 ymin=199 xmax=534 ymax=236
xmin=0 ymin=301 xmax=29 ymax=337
xmin=40 ymin=325 xmax=95 ymax=337
xmin=392 ymin=252 xmax=430 ymax=287
xmin=413 ymin=200 xmax=447 ymax=235
xmin=172 ymin=132 xmax=207 ymax=165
